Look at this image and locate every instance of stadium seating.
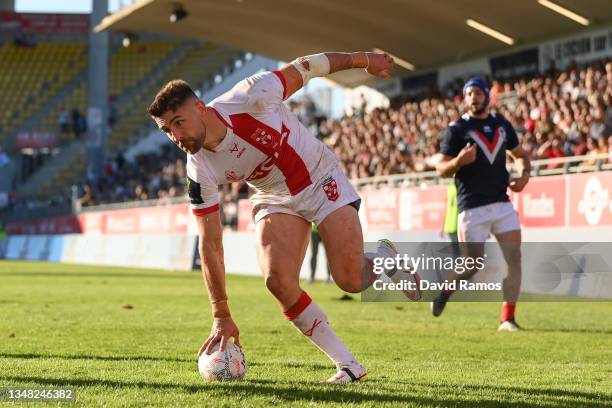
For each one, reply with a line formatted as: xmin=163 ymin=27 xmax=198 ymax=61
xmin=26 ymin=43 xmax=243 ymax=199
xmin=30 ymin=40 xmax=182 ymax=143
xmin=109 ymin=40 xmax=181 ymax=100
xmin=106 ymin=43 xmax=241 ymax=151
xmin=0 ymin=42 xmax=86 ymax=143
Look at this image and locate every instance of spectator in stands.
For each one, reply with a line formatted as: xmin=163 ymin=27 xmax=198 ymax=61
xmin=71 ymin=109 xmax=83 ymax=139
xmin=581 ymin=136 xmax=608 ymax=166
xmin=59 ymin=107 xmax=70 ymax=135
xmin=0 ymin=147 xmax=10 ymax=168
xmin=568 ymin=132 xmax=588 ymax=157
xmin=537 ymin=136 xmax=566 ymax=169
xmin=108 ymin=105 xmax=118 ymax=129
xmin=78 ymin=184 xmax=96 ymax=207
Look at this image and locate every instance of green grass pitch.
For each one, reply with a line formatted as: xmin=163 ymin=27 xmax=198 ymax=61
xmin=1 ymin=261 xmax=611 ymax=407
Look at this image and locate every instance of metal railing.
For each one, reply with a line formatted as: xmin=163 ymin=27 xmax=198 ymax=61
xmin=78 ymin=195 xmax=188 ymax=213
xmin=353 ymin=153 xmax=612 ymax=190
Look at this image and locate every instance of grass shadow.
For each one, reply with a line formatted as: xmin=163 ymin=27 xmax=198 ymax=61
xmin=2 ymin=375 xmax=609 ymax=407
xmin=1 ymin=353 xmax=194 ymax=364
xmin=530 ymin=328 xmax=612 ymax=335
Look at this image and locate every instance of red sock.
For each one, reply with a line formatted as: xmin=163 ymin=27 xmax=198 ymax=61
xmin=500 ymin=302 xmax=516 ymax=322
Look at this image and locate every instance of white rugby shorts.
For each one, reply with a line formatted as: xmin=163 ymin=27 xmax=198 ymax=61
xmin=457 ymin=201 xmax=520 ymax=242
xmin=250 ymin=164 xmax=360 ymax=226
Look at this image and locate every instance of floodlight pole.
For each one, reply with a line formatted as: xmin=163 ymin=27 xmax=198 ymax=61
xmin=87 ymin=0 xmax=109 ymax=180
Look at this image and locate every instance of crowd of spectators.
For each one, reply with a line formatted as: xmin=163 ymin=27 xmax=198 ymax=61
xmin=313 ymin=59 xmax=612 ymax=178
xmin=78 ymin=144 xmax=187 ymax=207
xmin=74 ymin=144 xmax=246 ymax=227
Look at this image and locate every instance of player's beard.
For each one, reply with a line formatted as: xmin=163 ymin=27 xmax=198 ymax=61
xmin=199 ymin=117 xmax=207 ymax=150
xmin=184 ymin=121 xmax=206 ymax=154
xmin=470 ymin=101 xmax=487 ymax=116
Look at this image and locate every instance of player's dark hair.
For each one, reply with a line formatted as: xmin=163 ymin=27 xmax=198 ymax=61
xmin=147 ymin=79 xmax=197 ymax=117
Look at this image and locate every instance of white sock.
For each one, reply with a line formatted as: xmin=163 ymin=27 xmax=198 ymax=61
xmin=284 ymin=291 xmax=357 ymax=369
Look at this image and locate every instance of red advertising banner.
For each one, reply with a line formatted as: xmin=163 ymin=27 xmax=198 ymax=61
xmin=568 ymin=172 xmax=612 ymax=227
xmin=398 ymin=185 xmax=446 ymax=231
xmin=363 ymin=188 xmax=399 ymax=231
xmin=15 ymin=132 xmax=60 ymax=149
xmin=7 ymin=203 xmax=191 ymax=235
xmin=7 ymin=172 xmax=612 ymax=235
xmin=513 ymin=175 xmax=566 ymax=227
xmin=0 ymin=13 xmax=89 ymax=34
xmin=100 ymin=203 xmax=191 ymax=234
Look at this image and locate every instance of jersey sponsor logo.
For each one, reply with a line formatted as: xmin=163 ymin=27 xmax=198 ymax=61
xmin=468 ymin=126 xmax=506 ymax=164
xmin=186 ymin=176 xmax=204 ymax=205
xmin=229 ymin=142 xmax=246 ymax=158
xmin=322 ymin=177 xmax=339 ymax=201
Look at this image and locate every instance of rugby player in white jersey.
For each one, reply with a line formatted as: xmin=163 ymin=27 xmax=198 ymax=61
xmin=148 ymin=51 xmax=414 ymax=383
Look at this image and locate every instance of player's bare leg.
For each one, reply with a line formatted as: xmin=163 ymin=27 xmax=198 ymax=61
xmin=256 ymin=213 xmax=310 ymax=307
xmin=317 ymin=205 xmax=421 ymax=301
xmin=317 ymin=206 xmax=365 ymax=293
xmin=255 ymin=213 xmax=366 ymax=383
xmin=494 ymin=229 xmax=522 ymax=331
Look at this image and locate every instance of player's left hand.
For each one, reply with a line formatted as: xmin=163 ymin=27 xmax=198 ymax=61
xmin=509 ymin=174 xmax=529 ymax=192
xmin=365 ymin=52 xmax=394 ymax=79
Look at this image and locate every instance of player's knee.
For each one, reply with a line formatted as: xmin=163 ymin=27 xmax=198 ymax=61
xmin=329 ymin=259 xmax=362 ymax=293
xmin=334 ymin=272 xmax=361 ymax=293
xmin=264 ymin=274 xmax=291 ymax=298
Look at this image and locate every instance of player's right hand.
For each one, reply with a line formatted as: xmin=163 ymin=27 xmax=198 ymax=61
xmin=365 ymin=52 xmax=394 ymax=79
xmin=198 ymin=316 xmax=241 ymax=356
xmin=457 ymin=142 xmax=477 ymax=167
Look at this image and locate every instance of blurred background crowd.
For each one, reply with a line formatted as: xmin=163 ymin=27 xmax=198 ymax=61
xmin=4 ymin=57 xmax=612 ymax=228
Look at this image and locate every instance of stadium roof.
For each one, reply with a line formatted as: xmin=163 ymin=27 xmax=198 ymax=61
xmin=95 ymin=0 xmax=612 ymax=87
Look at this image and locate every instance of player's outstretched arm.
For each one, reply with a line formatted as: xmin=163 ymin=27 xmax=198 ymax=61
xmin=278 ymin=52 xmax=394 ymax=98
xmin=195 ymin=210 xmax=241 ymax=356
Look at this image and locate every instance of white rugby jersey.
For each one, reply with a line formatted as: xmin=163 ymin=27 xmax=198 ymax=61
xmin=186 ymin=70 xmax=338 ymax=216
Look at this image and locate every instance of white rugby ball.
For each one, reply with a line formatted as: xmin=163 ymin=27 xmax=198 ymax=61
xmin=198 ymin=342 xmax=246 ymax=381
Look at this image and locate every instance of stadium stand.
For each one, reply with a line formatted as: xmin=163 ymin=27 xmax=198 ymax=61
xmin=0 ymin=41 xmax=86 ymax=143
xmin=14 ymin=42 xmax=245 ymax=203
xmin=22 ymin=40 xmax=182 ymax=144
xmin=3 ymin=44 xmax=610 ymax=227
xmin=41 ymin=56 xmax=607 ymax=229
xmin=321 ymin=59 xmax=612 ymax=179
